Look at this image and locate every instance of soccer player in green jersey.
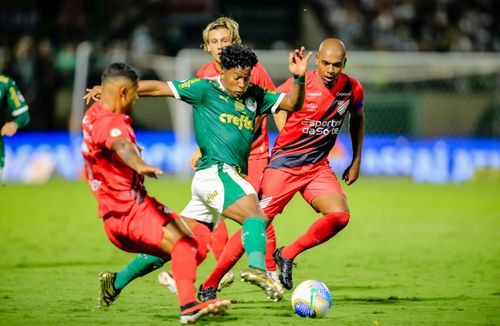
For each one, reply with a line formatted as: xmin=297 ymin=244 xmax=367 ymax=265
xmin=86 ymin=44 xmax=311 ymax=301
xmin=0 ymin=74 xmax=30 ymax=179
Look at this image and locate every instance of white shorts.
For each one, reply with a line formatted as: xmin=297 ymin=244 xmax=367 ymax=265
xmin=180 ymin=163 xmax=257 ymax=224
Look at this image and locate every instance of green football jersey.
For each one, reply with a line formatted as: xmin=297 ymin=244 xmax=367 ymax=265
xmin=168 ymin=77 xmax=284 ymax=175
xmin=0 ymin=74 xmax=30 ymax=168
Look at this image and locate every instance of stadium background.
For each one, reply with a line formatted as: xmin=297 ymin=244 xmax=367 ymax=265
xmin=0 ymin=1 xmax=499 ymax=325
xmin=1 ymin=0 xmax=499 ymax=183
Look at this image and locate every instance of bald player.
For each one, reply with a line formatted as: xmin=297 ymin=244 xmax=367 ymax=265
xmin=197 ymin=38 xmax=365 ymax=299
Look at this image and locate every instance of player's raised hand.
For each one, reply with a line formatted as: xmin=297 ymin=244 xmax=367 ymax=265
xmin=137 ymin=165 xmax=164 ymax=179
xmin=288 ymin=46 xmax=312 ymax=77
xmin=83 ymin=85 xmax=102 ymax=105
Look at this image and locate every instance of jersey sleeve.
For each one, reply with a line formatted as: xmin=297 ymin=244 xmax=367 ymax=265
xmin=276 ymin=77 xmax=294 ymax=94
xmin=350 ymin=77 xmax=365 ymax=112
xmin=195 ymin=67 xmax=203 ymax=79
xmin=251 ymin=63 xmax=276 ymax=90
xmin=5 ymin=78 xmax=30 ymax=128
xmin=93 ymin=116 xmax=134 ymax=151
xmin=167 ymin=78 xmax=206 ymax=105
xmin=259 ymin=87 xmax=285 ymax=115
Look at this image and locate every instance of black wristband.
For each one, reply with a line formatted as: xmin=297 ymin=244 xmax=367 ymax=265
xmin=294 ymin=75 xmax=305 ymax=84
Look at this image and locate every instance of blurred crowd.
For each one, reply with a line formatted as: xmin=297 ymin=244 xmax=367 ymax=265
xmin=317 ymin=0 xmax=499 ymax=51
xmin=0 ymin=0 xmax=498 ymax=130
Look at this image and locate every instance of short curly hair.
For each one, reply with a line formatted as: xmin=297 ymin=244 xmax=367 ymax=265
xmin=220 ymin=44 xmax=258 ymax=71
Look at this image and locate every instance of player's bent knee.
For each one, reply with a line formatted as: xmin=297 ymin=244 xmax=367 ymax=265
xmin=325 ymin=212 xmax=350 ymax=232
xmin=161 ymin=222 xmax=187 ymax=253
xmin=243 ymin=214 xmax=270 ymax=225
xmin=160 ymin=236 xmax=175 ymax=254
xmin=335 ymin=212 xmax=350 ymax=230
xmin=337 ymin=212 xmax=350 ymax=229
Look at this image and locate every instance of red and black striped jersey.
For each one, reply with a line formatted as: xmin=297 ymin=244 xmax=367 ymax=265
xmin=269 ymin=70 xmax=364 ymax=169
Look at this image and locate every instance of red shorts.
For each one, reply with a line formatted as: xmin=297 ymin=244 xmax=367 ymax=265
xmin=245 ymin=157 xmax=269 ymax=192
xmin=260 ymin=164 xmax=345 ymax=218
xmin=102 ymin=195 xmax=178 ymax=258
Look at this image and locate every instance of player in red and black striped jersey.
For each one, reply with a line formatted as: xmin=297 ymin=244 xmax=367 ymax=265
xmin=268 ymin=68 xmax=363 ymax=170
xmin=266 ymin=38 xmax=365 ymax=290
xmin=198 ymin=38 xmax=365 ymax=295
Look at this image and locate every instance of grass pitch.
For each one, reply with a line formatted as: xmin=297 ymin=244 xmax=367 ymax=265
xmin=0 ymin=177 xmax=499 ymax=325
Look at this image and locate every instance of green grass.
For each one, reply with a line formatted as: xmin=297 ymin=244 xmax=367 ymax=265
xmin=0 ymin=177 xmax=499 ymax=325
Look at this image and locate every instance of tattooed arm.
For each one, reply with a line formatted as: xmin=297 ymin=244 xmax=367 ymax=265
xmin=111 ymin=138 xmax=163 ymax=178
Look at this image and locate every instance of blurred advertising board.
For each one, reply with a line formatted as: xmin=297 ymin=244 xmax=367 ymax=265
xmin=3 ymin=132 xmax=499 ymax=183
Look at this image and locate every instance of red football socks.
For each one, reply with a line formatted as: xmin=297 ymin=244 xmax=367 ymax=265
xmin=203 ymin=229 xmax=244 ymax=289
xmin=210 ymin=219 xmax=229 ymax=260
xmin=265 ymin=224 xmax=277 ymax=271
xmin=171 ymin=237 xmax=198 ymax=306
xmin=202 ymin=223 xmax=278 ymax=289
xmin=191 ymin=222 xmax=212 ymax=265
xmin=282 ymin=212 xmax=350 ymax=260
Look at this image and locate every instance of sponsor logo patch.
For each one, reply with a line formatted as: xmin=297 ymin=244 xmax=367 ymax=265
xmin=235 ymin=100 xmax=245 ymax=112
xmin=179 ymin=79 xmax=200 ymax=89
xmin=305 ymin=103 xmax=318 ymax=111
xmin=207 ymin=190 xmax=219 ymax=202
xmin=307 ymin=92 xmax=322 ymax=97
xmin=245 ymin=97 xmax=257 ymax=112
xmin=336 ymin=92 xmax=352 ymax=96
xmin=110 ymin=128 xmax=122 ymax=137
xmin=219 ymin=113 xmax=253 ymax=130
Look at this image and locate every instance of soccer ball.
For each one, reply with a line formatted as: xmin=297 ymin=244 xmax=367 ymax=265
xmin=291 ymin=280 xmax=332 ymax=318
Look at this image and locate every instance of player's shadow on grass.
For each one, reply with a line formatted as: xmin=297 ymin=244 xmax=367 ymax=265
xmin=335 ymin=295 xmax=473 ymax=303
xmin=225 ymin=288 xmax=289 ymax=305
xmin=154 ymin=312 xmax=238 ymax=324
xmin=333 ymin=284 xmax=402 ymax=290
xmin=335 ymin=296 xmax=422 ymax=304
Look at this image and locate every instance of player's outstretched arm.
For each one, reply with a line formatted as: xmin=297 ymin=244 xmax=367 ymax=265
xmin=111 ymin=138 xmax=164 ymax=179
xmin=342 ymin=108 xmax=365 ymax=185
xmin=278 ymin=47 xmax=312 ymax=113
xmin=138 ymin=80 xmax=174 ymax=97
xmin=84 ymin=80 xmax=175 ymax=105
